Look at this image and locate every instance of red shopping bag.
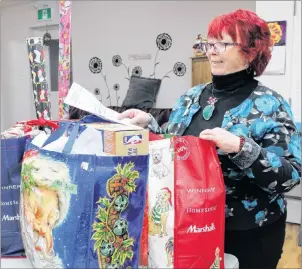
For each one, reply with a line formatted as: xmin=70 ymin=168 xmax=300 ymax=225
xmin=138 ymin=191 xmax=149 ymax=268
xmin=174 ymin=136 xmax=225 ymax=268
xmin=146 ymin=134 xmax=225 ymax=269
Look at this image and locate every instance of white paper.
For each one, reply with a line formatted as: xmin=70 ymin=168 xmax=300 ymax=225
xmin=31 ymin=131 xmax=50 ymax=147
xmin=42 ymin=136 xmax=69 ymax=153
xmin=64 ymin=82 xmax=142 ymax=130
xmin=70 ymin=126 xmax=107 ymax=156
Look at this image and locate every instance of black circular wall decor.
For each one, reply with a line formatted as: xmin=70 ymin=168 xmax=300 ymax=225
xmin=156 ymin=33 xmax=172 ymax=51
xmin=113 ymin=84 xmax=120 ymax=91
xmin=89 ymin=57 xmax=102 ymax=73
xmin=94 ymin=88 xmax=101 ymax=95
xmin=112 ymin=55 xmax=122 ymax=67
xmin=132 ymin=66 xmax=142 ymax=77
xmin=173 ymin=62 xmax=186 ymax=77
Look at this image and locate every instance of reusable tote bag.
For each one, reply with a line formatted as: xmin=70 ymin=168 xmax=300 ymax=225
xmin=19 ymin=119 xmax=149 ymax=269
xmin=1 ymin=136 xmax=28 ymax=256
xmin=148 ymin=135 xmax=226 ymax=269
xmin=1 ymin=120 xmax=58 ymax=256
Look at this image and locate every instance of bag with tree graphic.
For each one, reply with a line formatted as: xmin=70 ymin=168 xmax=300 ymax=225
xmin=147 ymin=134 xmax=225 ymax=269
xmin=19 ymin=117 xmax=149 ymax=269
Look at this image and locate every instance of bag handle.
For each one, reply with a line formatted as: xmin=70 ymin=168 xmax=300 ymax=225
xmin=62 ymin=122 xmax=81 ymax=154
xmin=61 ymin=115 xmax=118 ymax=154
xmin=62 ymin=115 xmax=115 ymax=154
xmin=41 ymin=115 xmax=114 ymax=153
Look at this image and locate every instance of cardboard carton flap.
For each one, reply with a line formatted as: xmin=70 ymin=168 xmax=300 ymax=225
xmin=82 ymin=123 xmax=147 ymax=132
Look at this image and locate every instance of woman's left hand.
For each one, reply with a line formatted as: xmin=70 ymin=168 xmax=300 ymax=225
xmin=199 ymin=128 xmax=241 ymax=154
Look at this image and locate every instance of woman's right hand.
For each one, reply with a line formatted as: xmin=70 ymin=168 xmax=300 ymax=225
xmin=117 ymin=109 xmax=150 ymax=128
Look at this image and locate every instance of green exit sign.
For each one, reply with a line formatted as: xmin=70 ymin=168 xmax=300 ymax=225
xmin=37 ymin=8 xmax=52 ymax=21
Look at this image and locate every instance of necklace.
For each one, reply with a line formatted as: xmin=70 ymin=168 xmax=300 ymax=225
xmin=202 ymin=86 xmax=240 ymax=120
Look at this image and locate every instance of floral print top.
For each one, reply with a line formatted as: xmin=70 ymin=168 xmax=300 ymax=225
xmin=148 ymin=82 xmax=301 ymax=230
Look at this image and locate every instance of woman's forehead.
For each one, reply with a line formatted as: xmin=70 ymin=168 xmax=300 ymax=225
xmin=208 ymin=32 xmax=234 ymax=42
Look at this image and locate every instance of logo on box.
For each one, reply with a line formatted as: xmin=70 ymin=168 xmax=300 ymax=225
xmin=123 ymin=135 xmax=143 ymax=145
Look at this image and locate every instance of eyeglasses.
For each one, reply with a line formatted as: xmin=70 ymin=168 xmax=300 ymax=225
xmin=201 ymin=42 xmax=241 ymax=53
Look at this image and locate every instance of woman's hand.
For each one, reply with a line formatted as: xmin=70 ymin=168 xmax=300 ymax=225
xmin=117 ymin=109 xmax=150 ymax=128
xmin=199 ymin=128 xmax=241 ymax=154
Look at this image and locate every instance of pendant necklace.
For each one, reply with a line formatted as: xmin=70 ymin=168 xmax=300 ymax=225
xmin=202 ymin=86 xmax=241 ymax=121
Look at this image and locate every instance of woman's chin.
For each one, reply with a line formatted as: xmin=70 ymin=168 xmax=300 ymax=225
xmin=211 ymin=70 xmax=225 ymax=76
xmin=210 ymin=66 xmax=226 ymax=76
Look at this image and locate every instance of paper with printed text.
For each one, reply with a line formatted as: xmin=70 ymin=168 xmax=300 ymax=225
xmin=64 ymin=82 xmax=142 ymax=129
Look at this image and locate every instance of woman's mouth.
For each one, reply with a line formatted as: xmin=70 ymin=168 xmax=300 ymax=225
xmin=211 ymin=61 xmax=223 ymax=65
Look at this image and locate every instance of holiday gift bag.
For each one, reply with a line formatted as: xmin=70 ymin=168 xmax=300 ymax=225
xmin=19 ymin=119 xmax=149 ymax=269
xmin=1 ymin=120 xmax=58 ymax=257
xmin=148 ymin=135 xmax=226 ymax=269
xmin=1 ymin=136 xmax=28 ymax=256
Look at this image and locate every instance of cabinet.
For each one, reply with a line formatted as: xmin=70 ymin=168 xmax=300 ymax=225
xmin=191 ymin=56 xmax=212 ymax=87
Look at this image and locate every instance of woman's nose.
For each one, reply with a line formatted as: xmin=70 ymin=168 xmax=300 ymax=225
xmin=207 ymin=45 xmax=217 ymax=55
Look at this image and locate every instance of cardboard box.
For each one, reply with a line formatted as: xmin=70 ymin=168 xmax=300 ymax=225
xmin=82 ymin=123 xmax=149 ymax=156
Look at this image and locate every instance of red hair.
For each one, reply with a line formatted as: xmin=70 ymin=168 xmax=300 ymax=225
xmin=207 ymin=9 xmax=273 ymax=77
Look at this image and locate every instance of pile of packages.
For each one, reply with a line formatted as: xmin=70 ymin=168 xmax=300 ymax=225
xmin=1 ymin=83 xmax=227 ymax=269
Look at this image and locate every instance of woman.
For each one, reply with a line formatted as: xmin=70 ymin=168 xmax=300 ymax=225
xmin=118 ymin=9 xmax=301 ymax=269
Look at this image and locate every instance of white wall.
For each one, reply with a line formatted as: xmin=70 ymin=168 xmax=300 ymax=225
xmin=256 ymin=1 xmax=297 ymax=102
xmin=0 ymin=0 xmax=256 ymax=130
xmin=289 ymin=1 xmax=301 ymax=123
xmin=71 ymin=1 xmax=255 ymax=109
xmin=0 ymin=0 xmax=59 ymax=131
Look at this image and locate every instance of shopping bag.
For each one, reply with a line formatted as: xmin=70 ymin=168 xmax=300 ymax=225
xmin=138 ymin=191 xmax=148 ymax=268
xmin=147 ymin=135 xmax=225 ymax=269
xmin=1 ymin=136 xmax=27 ymax=256
xmin=1 ymin=120 xmax=58 ymax=257
xmin=19 ymin=118 xmax=149 ymax=268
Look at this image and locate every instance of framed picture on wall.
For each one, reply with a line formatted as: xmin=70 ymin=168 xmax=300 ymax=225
xmin=263 ymin=20 xmax=287 ymax=75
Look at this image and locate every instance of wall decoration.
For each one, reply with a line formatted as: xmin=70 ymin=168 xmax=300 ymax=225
xmin=150 ymin=33 xmax=187 ymax=80
xmin=162 ymin=62 xmax=187 ymax=80
xmin=112 ymin=55 xmax=131 ymax=80
xmin=263 ymin=20 xmax=287 ymax=75
xmin=91 ymin=33 xmax=186 ymax=107
xmin=128 ymin=54 xmax=152 ymax=61
xmin=89 ymin=57 xmax=102 ymax=74
xmin=132 ymin=66 xmax=142 ymax=77
xmin=94 ymin=88 xmax=102 ymax=102
xmin=173 ymin=62 xmax=186 ymax=77
xmin=58 ymin=0 xmax=72 ymax=120
xmin=156 ymin=33 xmax=173 ymax=51
xmin=94 ymin=88 xmax=101 ymax=95
xmin=267 ymin=21 xmax=287 ymax=46
xmin=89 ymin=57 xmax=112 ymax=106
xmin=151 ymin=33 xmax=173 ymax=78
xmin=26 ymin=37 xmax=52 ymax=120
xmin=113 ymin=83 xmax=121 ymax=106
